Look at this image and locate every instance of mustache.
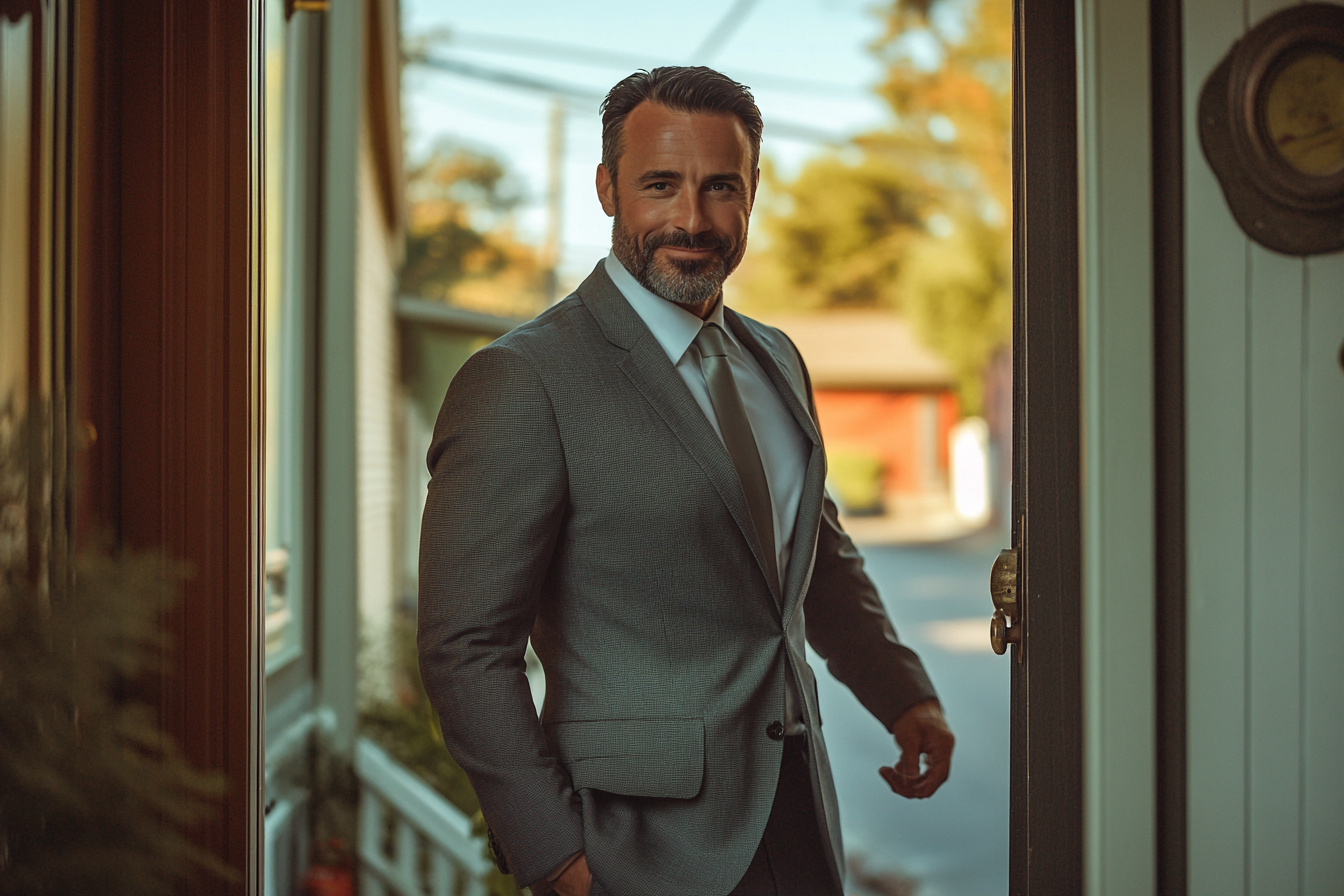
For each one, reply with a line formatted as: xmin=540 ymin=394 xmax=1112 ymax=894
xmin=643 ymin=230 xmax=735 ymax=255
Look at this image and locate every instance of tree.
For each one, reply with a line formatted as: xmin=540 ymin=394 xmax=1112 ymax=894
xmin=399 ymin=144 xmax=548 ymax=320
xmin=736 ymin=154 xmax=929 ymax=315
xmin=867 ymin=0 xmax=1011 ymax=223
xmin=738 ymin=0 xmax=1011 ymax=414
xmin=876 ymin=0 xmax=1012 ymax=415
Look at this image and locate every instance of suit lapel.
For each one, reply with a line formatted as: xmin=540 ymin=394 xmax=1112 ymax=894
xmin=725 ymin=311 xmax=822 ymax=448
xmin=578 ymin=266 xmax=784 ymax=610
xmin=726 ymin=311 xmax=828 ymax=623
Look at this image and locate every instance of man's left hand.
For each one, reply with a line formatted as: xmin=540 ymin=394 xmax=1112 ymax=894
xmin=879 ymin=699 xmax=955 ymax=799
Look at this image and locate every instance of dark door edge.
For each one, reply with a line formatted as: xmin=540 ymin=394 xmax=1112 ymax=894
xmin=1151 ymin=0 xmax=1188 ymax=890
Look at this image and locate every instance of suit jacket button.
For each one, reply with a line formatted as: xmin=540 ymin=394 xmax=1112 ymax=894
xmin=766 ymin=720 xmax=785 ymax=741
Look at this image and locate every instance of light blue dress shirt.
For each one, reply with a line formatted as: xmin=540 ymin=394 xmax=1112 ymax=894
xmin=604 ymin=252 xmax=812 ymax=733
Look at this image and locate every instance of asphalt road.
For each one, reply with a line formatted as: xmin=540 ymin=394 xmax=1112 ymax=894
xmin=816 ymin=527 xmax=1011 ymax=896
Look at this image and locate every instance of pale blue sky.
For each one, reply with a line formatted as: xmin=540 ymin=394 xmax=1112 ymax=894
xmin=400 ymin=0 xmax=902 ymax=287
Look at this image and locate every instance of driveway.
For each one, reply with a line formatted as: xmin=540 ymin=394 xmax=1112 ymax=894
xmin=815 ymin=528 xmax=1011 ymax=896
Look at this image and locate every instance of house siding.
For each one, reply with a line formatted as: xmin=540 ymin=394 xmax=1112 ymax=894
xmin=1183 ymin=0 xmax=1344 ymax=892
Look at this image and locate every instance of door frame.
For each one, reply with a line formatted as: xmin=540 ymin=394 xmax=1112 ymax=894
xmin=1012 ymin=0 xmax=1180 ymax=891
xmin=1010 ymin=0 xmax=1084 ymax=889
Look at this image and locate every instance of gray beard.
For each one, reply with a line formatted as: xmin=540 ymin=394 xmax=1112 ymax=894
xmin=610 ymin=212 xmax=747 ymax=308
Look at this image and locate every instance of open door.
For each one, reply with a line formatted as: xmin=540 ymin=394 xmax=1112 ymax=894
xmin=990 ymin=0 xmax=1084 ymax=892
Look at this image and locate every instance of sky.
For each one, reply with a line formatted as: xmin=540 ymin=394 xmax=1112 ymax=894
xmin=399 ymin=0 xmax=903 ymax=288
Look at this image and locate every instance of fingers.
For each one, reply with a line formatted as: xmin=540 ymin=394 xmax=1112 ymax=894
xmin=879 ymin=760 xmax=948 ymax=799
xmin=919 ymin=751 xmax=952 ymax=796
xmin=881 ymin=713 xmax=956 ymax=800
xmin=879 ymin=764 xmax=922 ymax=798
xmin=895 ymin=741 xmax=922 ymax=777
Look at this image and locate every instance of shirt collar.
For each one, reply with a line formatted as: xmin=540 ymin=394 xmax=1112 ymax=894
xmin=604 ymin=252 xmax=726 ymax=366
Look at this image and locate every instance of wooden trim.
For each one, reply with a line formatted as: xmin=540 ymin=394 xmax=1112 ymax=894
xmin=100 ymin=1 xmax=264 ymax=890
xmin=1011 ymin=0 xmax=1083 ymax=891
xmin=396 ymin=295 xmax=522 ymax=336
xmin=315 ymin=0 xmax=362 ymax=752
xmin=74 ymin=0 xmax=121 ymax=543
xmin=363 ymin=0 xmax=404 ymax=238
xmin=1152 ymin=0 xmax=1187 ymax=889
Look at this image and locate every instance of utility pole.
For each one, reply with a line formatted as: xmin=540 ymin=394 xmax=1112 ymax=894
xmin=543 ymin=95 xmax=565 ymax=305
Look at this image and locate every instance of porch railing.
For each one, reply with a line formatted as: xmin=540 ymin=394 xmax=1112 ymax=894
xmin=354 ymin=737 xmax=491 ymax=896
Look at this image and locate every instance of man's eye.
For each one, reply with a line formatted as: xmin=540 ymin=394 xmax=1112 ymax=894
xmin=649 ymin=182 xmax=668 ymax=191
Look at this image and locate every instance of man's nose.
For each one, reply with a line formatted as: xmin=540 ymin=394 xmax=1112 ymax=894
xmin=669 ymin=188 xmax=712 ymax=235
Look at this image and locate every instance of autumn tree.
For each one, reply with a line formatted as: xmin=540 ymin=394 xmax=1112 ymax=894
xmin=739 ymin=0 xmax=1011 ymax=414
xmin=399 ymin=144 xmax=548 ymax=319
xmin=872 ymin=0 xmax=1011 ymax=415
xmin=736 ymin=154 xmax=930 ymax=315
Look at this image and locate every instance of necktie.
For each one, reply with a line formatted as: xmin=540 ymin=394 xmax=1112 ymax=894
xmin=694 ymin=323 xmax=781 ymax=600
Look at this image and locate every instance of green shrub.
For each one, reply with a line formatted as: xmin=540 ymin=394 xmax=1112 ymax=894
xmin=827 ymin=450 xmax=886 ymax=515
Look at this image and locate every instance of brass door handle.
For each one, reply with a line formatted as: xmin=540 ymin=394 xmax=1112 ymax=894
xmin=990 ymin=608 xmax=1020 ymax=654
xmin=989 ymin=548 xmax=1020 ymax=655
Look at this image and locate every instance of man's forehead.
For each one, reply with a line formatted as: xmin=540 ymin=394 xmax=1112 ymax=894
xmin=621 ymin=102 xmax=753 ymax=160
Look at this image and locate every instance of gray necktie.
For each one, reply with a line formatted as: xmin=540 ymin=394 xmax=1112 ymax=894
xmin=694 ymin=323 xmax=781 ymax=601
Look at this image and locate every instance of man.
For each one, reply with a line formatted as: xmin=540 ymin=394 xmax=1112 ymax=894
xmin=418 ymin=66 xmax=954 ymax=896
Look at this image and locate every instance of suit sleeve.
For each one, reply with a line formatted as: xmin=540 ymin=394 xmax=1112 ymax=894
xmin=804 ymin=492 xmax=939 ymax=731
xmin=788 ymin=342 xmax=940 ymax=732
xmin=416 ymin=343 xmax=583 ymax=886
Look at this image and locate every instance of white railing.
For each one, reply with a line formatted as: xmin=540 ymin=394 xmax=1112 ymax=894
xmin=354 ymin=737 xmax=491 ymax=896
xmin=263 ymin=793 xmax=307 ymax=896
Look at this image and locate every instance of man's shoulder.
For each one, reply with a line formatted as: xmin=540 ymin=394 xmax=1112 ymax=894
xmin=486 ymin=293 xmax=600 ymax=364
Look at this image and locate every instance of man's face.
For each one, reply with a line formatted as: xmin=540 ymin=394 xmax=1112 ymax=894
xmin=597 ymin=102 xmax=759 ymax=314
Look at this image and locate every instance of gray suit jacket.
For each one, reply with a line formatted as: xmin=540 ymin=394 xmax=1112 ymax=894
xmin=417 ymin=263 xmax=937 ymax=895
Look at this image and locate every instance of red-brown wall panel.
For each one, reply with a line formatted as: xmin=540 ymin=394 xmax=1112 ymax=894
xmin=89 ymin=1 xmax=263 ymax=890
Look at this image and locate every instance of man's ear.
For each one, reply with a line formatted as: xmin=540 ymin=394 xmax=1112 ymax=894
xmin=748 ymin=167 xmax=761 ymax=213
xmin=596 ymin=164 xmax=616 ymax=218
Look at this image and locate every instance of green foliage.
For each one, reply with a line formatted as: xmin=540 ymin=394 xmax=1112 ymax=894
xmin=897 ymin=215 xmax=1010 ymax=415
xmin=739 ymin=0 xmax=1012 ymax=414
xmin=399 ymin=144 xmax=547 ymax=320
xmin=868 ymin=0 xmax=1012 ymax=220
xmin=0 ymin=402 xmax=232 ymax=896
xmin=358 ymin=616 xmax=480 ymax=819
xmin=0 ymin=555 xmax=232 ymax=893
xmin=359 ymin=613 xmax=524 ymax=896
xmin=827 ymin=450 xmax=887 ymax=515
xmin=740 ymin=155 xmax=927 ymax=314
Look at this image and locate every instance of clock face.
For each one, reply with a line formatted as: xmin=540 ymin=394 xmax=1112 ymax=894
xmin=1263 ymin=48 xmax=1344 ymax=177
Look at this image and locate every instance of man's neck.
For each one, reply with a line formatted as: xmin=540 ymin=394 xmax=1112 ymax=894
xmin=682 ymin=293 xmax=721 ymax=321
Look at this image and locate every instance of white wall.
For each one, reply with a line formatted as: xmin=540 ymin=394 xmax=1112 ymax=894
xmin=1184 ymin=0 xmax=1344 ymax=893
xmin=355 ymin=127 xmax=403 ymax=705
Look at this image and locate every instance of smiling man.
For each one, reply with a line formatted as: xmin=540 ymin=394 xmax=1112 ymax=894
xmin=418 ymin=67 xmax=953 ymax=896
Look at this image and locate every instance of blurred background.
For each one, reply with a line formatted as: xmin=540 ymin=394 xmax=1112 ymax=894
xmin=0 ymin=0 xmax=1013 ymax=893
xmin=9 ymin=0 xmax=1339 ymax=892
xmin=356 ymin=2 xmax=1014 ymax=894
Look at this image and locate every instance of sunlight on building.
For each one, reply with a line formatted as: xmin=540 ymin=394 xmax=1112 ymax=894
xmin=951 ymin=417 xmax=992 ymax=525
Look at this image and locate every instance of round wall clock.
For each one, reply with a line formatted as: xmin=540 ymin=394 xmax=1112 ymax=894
xmin=1200 ymin=4 xmax=1344 ymax=255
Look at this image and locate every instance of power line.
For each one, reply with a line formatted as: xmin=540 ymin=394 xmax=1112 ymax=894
xmin=688 ymin=0 xmax=762 ymax=63
xmin=407 ymin=52 xmax=604 ymax=107
xmin=407 ymin=52 xmax=851 ymax=145
xmin=405 ymin=28 xmax=864 ymax=97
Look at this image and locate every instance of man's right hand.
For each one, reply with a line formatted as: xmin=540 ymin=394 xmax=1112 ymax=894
xmin=552 ymin=853 xmax=592 ymax=896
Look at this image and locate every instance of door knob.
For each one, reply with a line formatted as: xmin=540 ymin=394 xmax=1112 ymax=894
xmin=989 ymin=548 xmax=1020 ymax=655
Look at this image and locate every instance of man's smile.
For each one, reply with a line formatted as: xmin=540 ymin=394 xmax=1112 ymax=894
xmin=657 ymin=245 xmax=717 ymax=259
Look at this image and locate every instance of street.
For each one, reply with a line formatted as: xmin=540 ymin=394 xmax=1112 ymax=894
xmin=816 ymin=528 xmax=1011 ymax=896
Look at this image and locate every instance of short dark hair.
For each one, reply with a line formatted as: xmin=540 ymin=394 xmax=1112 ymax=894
xmin=600 ymin=66 xmax=764 ymax=181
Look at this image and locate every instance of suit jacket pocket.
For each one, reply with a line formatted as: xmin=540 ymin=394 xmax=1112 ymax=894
xmin=546 ymin=717 xmax=704 ymax=799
